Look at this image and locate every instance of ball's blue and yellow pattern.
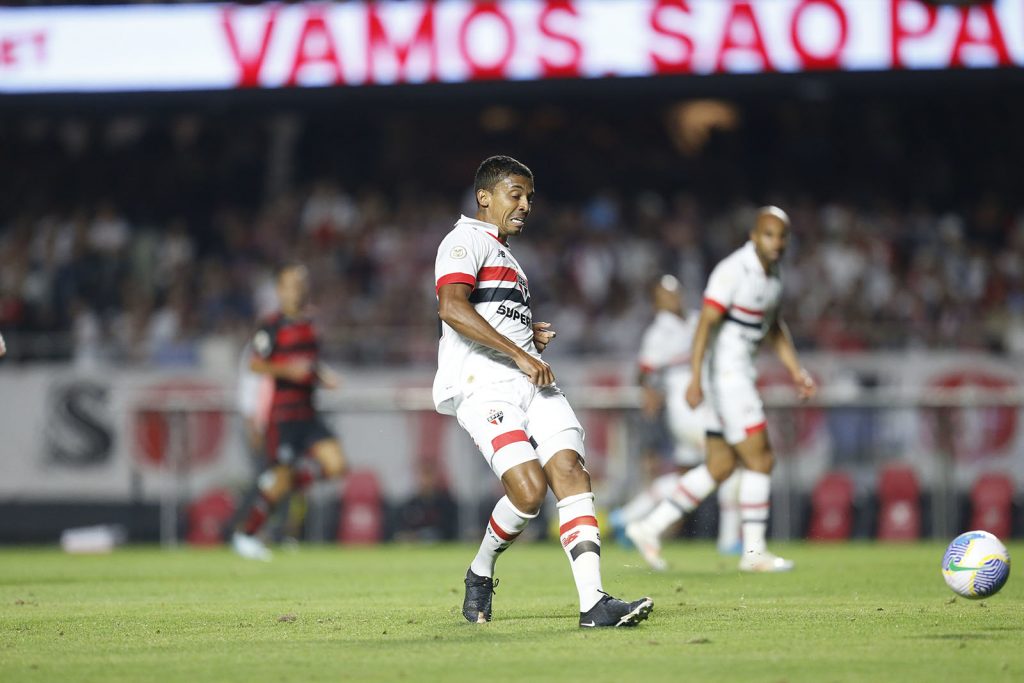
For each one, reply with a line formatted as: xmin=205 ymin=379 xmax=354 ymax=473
xmin=942 ymin=530 xmax=1010 ymax=599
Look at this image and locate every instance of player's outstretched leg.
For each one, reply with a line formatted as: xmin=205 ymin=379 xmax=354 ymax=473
xmin=716 ymin=470 xmax=743 ymax=555
xmin=233 ymin=466 xmax=290 ymax=561
xmin=626 ymin=464 xmax=717 ymax=570
xmin=463 ymin=495 xmax=536 ymax=623
xmin=557 ymin=492 xmax=653 ymax=628
xmin=736 ymin=470 xmax=793 ymax=572
xmin=611 ymin=471 xmax=681 ymax=546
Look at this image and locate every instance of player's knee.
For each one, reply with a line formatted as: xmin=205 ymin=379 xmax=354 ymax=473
xmin=708 ymin=458 xmax=736 ymax=483
xmin=258 ymin=467 xmax=290 ymax=502
xmin=503 ymin=465 xmax=548 ymax=515
xmin=313 ymin=441 xmax=346 ymax=478
xmin=509 ymin=482 xmax=546 ymax=515
xmin=748 ymin=449 xmax=774 ymax=474
xmin=545 ymin=450 xmax=589 ymax=490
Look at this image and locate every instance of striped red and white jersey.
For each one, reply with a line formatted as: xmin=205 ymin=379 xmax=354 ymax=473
xmin=702 ymin=240 xmax=783 ymax=380
xmin=433 ymin=215 xmax=539 ymax=416
xmin=638 ymin=309 xmax=699 ymax=398
xmin=251 ymin=312 xmax=320 ymax=423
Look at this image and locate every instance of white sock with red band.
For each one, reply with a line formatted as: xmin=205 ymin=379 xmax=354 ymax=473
xmin=739 ymin=470 xmax=772 ymax=555
xmin=716 ymin=470 xmax=742 ymax=550
xmin=644 ymin=464 xmax=717 ymax=535
xmin=617 ymin=472 xmax=679 ymax=524
xmin=470 ymin=496 xmax=536 ymax=579
xmin=557 ymin=492 xmax=604 ymax=612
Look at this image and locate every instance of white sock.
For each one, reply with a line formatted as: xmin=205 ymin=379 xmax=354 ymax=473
xmin=557 ymin=492 xmax=603 ymax=612
xmin=716 ymin=470 xmax=742 ymax=549
xmin=470 ymin=496 xmax=536 ymax=578
xmin=644 ymin=465 xmax=716 ymax=536
xmin=617 ymin=472 xmax=679 ymax=524
xmin=740 ymin=470 xmax=771 ymax=555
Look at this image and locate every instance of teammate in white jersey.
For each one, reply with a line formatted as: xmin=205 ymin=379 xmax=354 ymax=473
xmin=611 ymin=275 xmax=741 ymax=566
xmin=627 ymin=207 xmax=816 ymax=572
xmin=434 ymin=155 xmax=652 ymax=628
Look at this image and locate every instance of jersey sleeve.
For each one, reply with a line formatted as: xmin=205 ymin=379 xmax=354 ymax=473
xmin=703 ymin=259 xmax=737 ymax=314
xmin=435 ymin=229 xmax=485 ymax=294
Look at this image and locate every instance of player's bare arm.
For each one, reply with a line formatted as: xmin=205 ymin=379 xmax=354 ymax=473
xmin=438 ymin=282 xmax=554 ymax=386
xmin=250 ymin=356 xmax=314 ymax=384
xmin=685 ymin=303 xmax=726 ymax=408
xmin=315 ymin=363 xmax=342 ymax=390
xmin=532 ymin=322 xmax=556 ymax=354
xmin=767 ymin=318 xmax=816 ymax=400
xmin=638 ymin=371 xmax=664 ymax=419
xmin=0 ymin=331 xmax=6 ymax=357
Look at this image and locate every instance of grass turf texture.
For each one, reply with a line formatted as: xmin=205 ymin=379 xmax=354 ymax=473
xmin=1 ymin=541 xmax=1021 ymax=683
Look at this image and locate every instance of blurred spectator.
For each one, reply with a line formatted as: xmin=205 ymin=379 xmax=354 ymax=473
xmin=392 ymin=463 xmax=459 ymax=543
xmin=1 ymin=93 xmax=1021 ymax=364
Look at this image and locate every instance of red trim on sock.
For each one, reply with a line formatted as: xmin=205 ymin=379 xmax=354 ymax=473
xmin=739 ymin=502 xmax=771 ymax=510
xmin=677 ymin=484 xmax=700 ymax=506
xmin=488 ymin=515 xmax=520 ymax=541
xmin=558 ymin=515 xmax=598 ymax=536
xmin=491 ymin=430 xmax=529 ymax=453
xmin=745 ymin=421 xmax=767 ymax=436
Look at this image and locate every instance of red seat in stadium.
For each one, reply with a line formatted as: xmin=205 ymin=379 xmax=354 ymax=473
xmin=876 ymin=464 xmax=920 ymax=541
xmin=338 ymin=470 xmax=384 ymax=544
xmin=808 ymin=471 xmax=854 ymax=541
xmin=186 ymin=488 xmax=236 ymax=546
xmin=969 ymin=473 xmax=1014 ymax=539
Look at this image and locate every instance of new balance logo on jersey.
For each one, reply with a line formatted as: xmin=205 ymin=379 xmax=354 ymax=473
xmin=487 ymin=410 xmax=504 ymax=425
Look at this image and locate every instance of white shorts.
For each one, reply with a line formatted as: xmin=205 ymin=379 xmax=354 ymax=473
xmin=664 ymin=388 xmax=707 ymax=467
xmin=705 ymin=374 xmax=767 ymax=446
xmin=454 ymin=378 xmax=586 ymax=478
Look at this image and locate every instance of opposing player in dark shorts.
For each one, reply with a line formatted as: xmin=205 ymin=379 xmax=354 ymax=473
xmin=232 ymin=263 xmax=348 ymax=561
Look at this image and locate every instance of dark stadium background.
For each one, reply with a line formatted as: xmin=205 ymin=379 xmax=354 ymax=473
xmin=1 ymin=0 xmax=1022 ymax=547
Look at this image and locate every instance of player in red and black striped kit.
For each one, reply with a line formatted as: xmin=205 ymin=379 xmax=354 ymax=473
xmin=232 ymin=263 xmax=348 ymax=561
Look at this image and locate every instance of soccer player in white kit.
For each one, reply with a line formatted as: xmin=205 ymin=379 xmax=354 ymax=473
xmin=627 ymin=207 xmax=816 ymax=572
xmin=612 ymin=275 xmax=741 ymax=568
xmin=434 ymin=155 xmax=653 ymax=627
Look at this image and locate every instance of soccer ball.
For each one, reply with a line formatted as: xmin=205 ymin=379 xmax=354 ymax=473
xmin=942 ymin=530 xmax=1011 ymax=599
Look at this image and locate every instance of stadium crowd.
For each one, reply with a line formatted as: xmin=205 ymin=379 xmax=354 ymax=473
xmin=2 ymin=92 xmax=1022 ymax=366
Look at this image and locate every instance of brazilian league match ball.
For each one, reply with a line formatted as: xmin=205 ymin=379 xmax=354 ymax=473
xmin=941 ymin=530 xmax=1011 ymax=599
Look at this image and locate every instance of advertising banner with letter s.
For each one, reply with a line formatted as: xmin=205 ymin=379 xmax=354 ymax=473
xmin=1 ymin=0 xmax=1022 ymax=94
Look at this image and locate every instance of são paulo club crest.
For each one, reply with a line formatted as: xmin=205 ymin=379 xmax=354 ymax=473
xmin=487 ymin=409 xmax=504 ymax=425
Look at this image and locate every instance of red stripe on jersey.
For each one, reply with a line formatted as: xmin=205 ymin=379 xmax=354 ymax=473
xmin=745 ymin=420 xmax=768 ymax=436
xmin=491 ymin=430 xmax=529 ymax=453
xmin=477 ymin=266 xmax=519 ymax=283
xmin=703 ymin=297 xmax=727 ymax=314
xmin=488 ymin=515 xmax=520 ymax=541
xmin=559 ymin=515 xmax=599 ymax=536
xmin=436 ymin=272 xmax=476 ymax=293
xmin=732 ymin=304 xmax=764 ymax=317
xmin=277 ymin=322 xmax=316 ymax=347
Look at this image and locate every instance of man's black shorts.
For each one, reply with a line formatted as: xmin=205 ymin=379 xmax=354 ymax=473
xmin=265 ymin=417 xmax=335 ymax=465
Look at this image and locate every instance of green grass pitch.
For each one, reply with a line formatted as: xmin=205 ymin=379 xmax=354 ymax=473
xmin=1 ymin=540 xmax=1020 ymax=683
